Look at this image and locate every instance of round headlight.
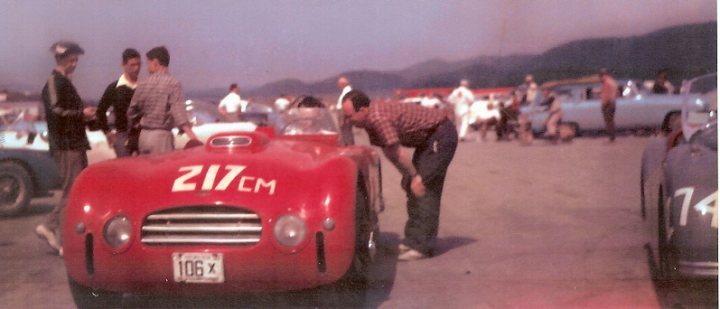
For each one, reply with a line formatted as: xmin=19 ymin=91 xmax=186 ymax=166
xmin=273 ymin=215 xmax=307 ymax=248
xmin=103 ymin=216 xmax=131 ymax=248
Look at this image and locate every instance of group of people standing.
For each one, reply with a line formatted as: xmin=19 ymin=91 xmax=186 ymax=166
xmin=35 ymin=41 xmax=199 ymax=255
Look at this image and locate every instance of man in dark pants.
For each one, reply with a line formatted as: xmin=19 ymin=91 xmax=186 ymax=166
xmin=599 ymin=68 xmax=618 ymax=142
xmin=96 ymin=48 xmax=142 ymax=157
xmin=35 ymin=41 xmax=96 ymax=256
xmin=341 ymin=90 xmax=458 ymax=261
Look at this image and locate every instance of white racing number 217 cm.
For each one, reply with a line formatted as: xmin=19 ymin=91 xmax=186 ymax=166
xmin=673 ymin=187 xmax=718 ymax=228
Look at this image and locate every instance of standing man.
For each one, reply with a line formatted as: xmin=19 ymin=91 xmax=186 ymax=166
xmin=341 ymin=90 xmax=458 ymax=261
xmin=96 ymin=48 xmax=142 ymax=157
xmin=127 ymin=46 xmax=198 ymax=154
xmin=218 ymin=83 xmax=242 ymax=120
xmin=599 ymin=68 xmax=618 ymax=143
xmin=519 ymin=74 xmax=538 ymax=105
xmin=35 ymin=41 xmax=96 ymax=256
xmin=336 ymin=75 xmax=354 ymax=145
xmin=447 ymin=79 xmax=474 ymax=141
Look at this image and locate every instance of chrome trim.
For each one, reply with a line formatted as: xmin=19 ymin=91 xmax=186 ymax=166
xmin=147 ymin=213 xmax=259 ymax=220
xmin=209 ymin=136 xmax=252 ymax=148
xmin=142 ymin=236 xmax=261 ymax=244
xmin=141 ymin=206 xmax=262 ymax=246
xmin=142 ymin=224 xmax=262 ymax=233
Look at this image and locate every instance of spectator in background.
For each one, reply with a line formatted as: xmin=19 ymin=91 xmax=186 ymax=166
xmin=274 ymin=94 xmax=290 ymax=112
xmin=96 ymin=48 xmax=142 ymax=157
xmin=447 ymin=79 xmax=475 ymax=141
xmin=36 ymin=41 xmax=96 ymax=256
xmin=539 ymin=87 xmax=563 ymax=142
xmin=218 ymin=83 xmax=242 ymax=120
xmin=336 ymin=75 xmax=354 ymax=145
xmin=496 ymin=91 xmax=521 ymax=141
xmin=652 ymin=69 xmax=675 ymax=94
xmin=127 ymin=46 xmax=198 ymax=154
xmin=518 ymin=74 xmax=538 ymax=105
xmin=599 ymin=68 xmax=618 ymax=143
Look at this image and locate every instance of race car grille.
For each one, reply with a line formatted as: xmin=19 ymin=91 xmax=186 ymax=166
xmin=141 ymin=206 xmax=262 ymax=245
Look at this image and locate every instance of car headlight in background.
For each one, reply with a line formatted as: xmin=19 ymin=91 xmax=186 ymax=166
xmin=103 ymin=216 xmax=132 ymax=248
xmin=273 ymin=215 xmax=307 ymax=248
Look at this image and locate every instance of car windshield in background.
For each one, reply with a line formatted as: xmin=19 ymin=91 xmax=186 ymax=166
xmin=280 ymin=107 xmax=338 ymax=136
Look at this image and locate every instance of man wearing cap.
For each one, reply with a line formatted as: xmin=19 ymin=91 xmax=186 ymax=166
xmin=128 ymin=46 xmax=198 ymax=154
xmin=96 ymin=48 xmax=142 ymax=157
xmin=342 ymin=90 xmax=458 ymax=261
xmin=599 ymin=69 xmax=618 ymax=142
xmin=35 ymin=41 xmax=96 ymax=256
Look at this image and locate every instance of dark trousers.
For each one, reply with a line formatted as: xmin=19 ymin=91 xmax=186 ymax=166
xmin=403 ymin=121 xmax=458 ymax=255
xmin=45 ymin=150 xmax=88 ymax=243
xmin=602 ymin=101 xmax=616 ymax=141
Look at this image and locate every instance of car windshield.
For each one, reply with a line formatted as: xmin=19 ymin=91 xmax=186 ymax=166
xmin=681 ymin=74 xmax=717 ymax=140
xmin=279 ymin=107 xmax=338 ymax=136
xmin=186 ymin=99 xmax=274 ymax=126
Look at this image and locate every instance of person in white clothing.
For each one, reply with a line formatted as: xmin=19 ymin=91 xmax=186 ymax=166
xmin=274 ymin=94 xmax=290 ymax=112
xmin=447 ymin=79 xmax=475 ymax=141
xmin=336 ymin=76 xmax=354 ymax=145
xmin=218 ymin=83 xmax=242 ymax=119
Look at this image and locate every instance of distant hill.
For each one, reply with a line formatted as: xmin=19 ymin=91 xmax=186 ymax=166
xmin=246 ymin=21 xmax=716 ymax=98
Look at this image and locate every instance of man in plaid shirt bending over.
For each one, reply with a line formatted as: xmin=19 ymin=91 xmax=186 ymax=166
xmin=341 ymin=90 xmax=458 ymax=261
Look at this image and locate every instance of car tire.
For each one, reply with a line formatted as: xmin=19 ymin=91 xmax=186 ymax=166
xmin=337 ymin=182 xmax=371 ymax=290
xmin=656 ymin=185 xmax=675 ymax=281
xmin=0 ymin=161 xmax=33 ymax=216
xmin=68 ymin=276 xmax=122 ymax=309
xmin=661 ymin=111 xmax=681 ymax=136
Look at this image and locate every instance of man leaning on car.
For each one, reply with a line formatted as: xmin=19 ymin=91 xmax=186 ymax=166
xmin=35 ymin=41 xmax=96 ymax=256
xmin=342 ymin=90 xmax=458 ymax=261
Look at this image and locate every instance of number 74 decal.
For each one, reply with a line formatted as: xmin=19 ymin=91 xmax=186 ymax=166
xmin=674 ymin=187 xmax=718 ymax=228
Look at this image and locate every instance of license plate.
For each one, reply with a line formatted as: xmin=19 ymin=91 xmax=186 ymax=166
xmin=172 ymin=252 xmax=224 ymax=283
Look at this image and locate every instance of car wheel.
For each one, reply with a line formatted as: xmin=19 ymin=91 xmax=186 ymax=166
xmin=656 ymin=185 xmax=675 ymax=281
xmin=0 ymin=161 xmax=33 ymax=216
xmin=661 ymin=111 xmax=681 ymax=135
xmin=337 ymin=183 xmax=371 ymax=290
xmin=68 ymin=276 xmax=122 ymax=309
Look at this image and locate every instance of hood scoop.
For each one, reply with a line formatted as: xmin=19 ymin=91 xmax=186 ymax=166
xmin=206 ymin=131 xmax=270 ymax=153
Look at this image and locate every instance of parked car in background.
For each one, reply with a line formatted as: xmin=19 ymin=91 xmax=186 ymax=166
xmin=640 ymin=73 xmax=717 ymax=280
xmin=63 ymin=106 xmax=384 ymax=307
xmin=522 ymin=79 xmax=689 ymax=136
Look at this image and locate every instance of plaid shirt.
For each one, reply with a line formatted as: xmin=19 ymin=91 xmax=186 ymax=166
xmin=365 ymin=101 xmax=447 ymax=148
xmin=128 ymin=71 xmax=189 ymax=130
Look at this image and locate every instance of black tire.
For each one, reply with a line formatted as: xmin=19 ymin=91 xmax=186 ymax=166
xmin=661 ymin=111 xmax=681 ymax=135
xmin=656 ymin=185 xmax=675 ymax=281
xmin=337 ymin=182 xmax=371 ymax=290
xmin=0 ymin=161 xmax=33 ymax=216
xmin=68 ymin=276 xmax=122 ymax=309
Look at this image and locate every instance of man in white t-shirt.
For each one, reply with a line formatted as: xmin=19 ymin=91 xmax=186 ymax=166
xmin=218 ymin=83 xmax=242 ymax=119
xmin=447 ymin=79 xmax=475 ymax=141
xmin=274 ymin=94 xmax=290 ymax=112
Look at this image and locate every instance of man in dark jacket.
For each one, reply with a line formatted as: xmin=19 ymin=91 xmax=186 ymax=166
xmin=35 ymin=41 xmax=96 ymax=256
xmin=96 ymin=48 xmax=142 ymax=157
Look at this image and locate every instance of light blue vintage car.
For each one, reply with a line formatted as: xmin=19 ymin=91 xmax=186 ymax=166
xmin=521 ymin=79 xmax=689 ymax=136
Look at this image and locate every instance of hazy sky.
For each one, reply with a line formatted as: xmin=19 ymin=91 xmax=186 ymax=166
xmin=0 ymin=0 xmax=716 ymax=100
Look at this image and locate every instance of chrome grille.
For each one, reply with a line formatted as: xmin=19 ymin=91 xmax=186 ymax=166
xmin=142 ymin=206 xmax=261 ymax=245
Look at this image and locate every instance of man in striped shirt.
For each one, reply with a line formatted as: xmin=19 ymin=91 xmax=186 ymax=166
xmin=128 ymin=46 xmax=198 ymax=154
xmin=342 ymin=90 xmax=458 ymax=261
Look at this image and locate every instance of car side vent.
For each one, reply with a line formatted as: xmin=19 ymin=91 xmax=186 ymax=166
xmin=141 ymin=206 xmax=262 ymax=246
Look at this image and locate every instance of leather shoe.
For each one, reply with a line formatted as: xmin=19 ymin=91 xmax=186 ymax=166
xmin=398 ymin=249 xmax=428 ymax=261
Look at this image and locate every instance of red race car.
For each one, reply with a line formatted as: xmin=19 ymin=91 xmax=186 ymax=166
xmin=63 ymin=106 xmax=384 ymax=307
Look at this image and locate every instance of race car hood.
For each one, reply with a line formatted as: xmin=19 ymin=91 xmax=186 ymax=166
xmin=69 ymin=131 xmax=357 ymax=215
